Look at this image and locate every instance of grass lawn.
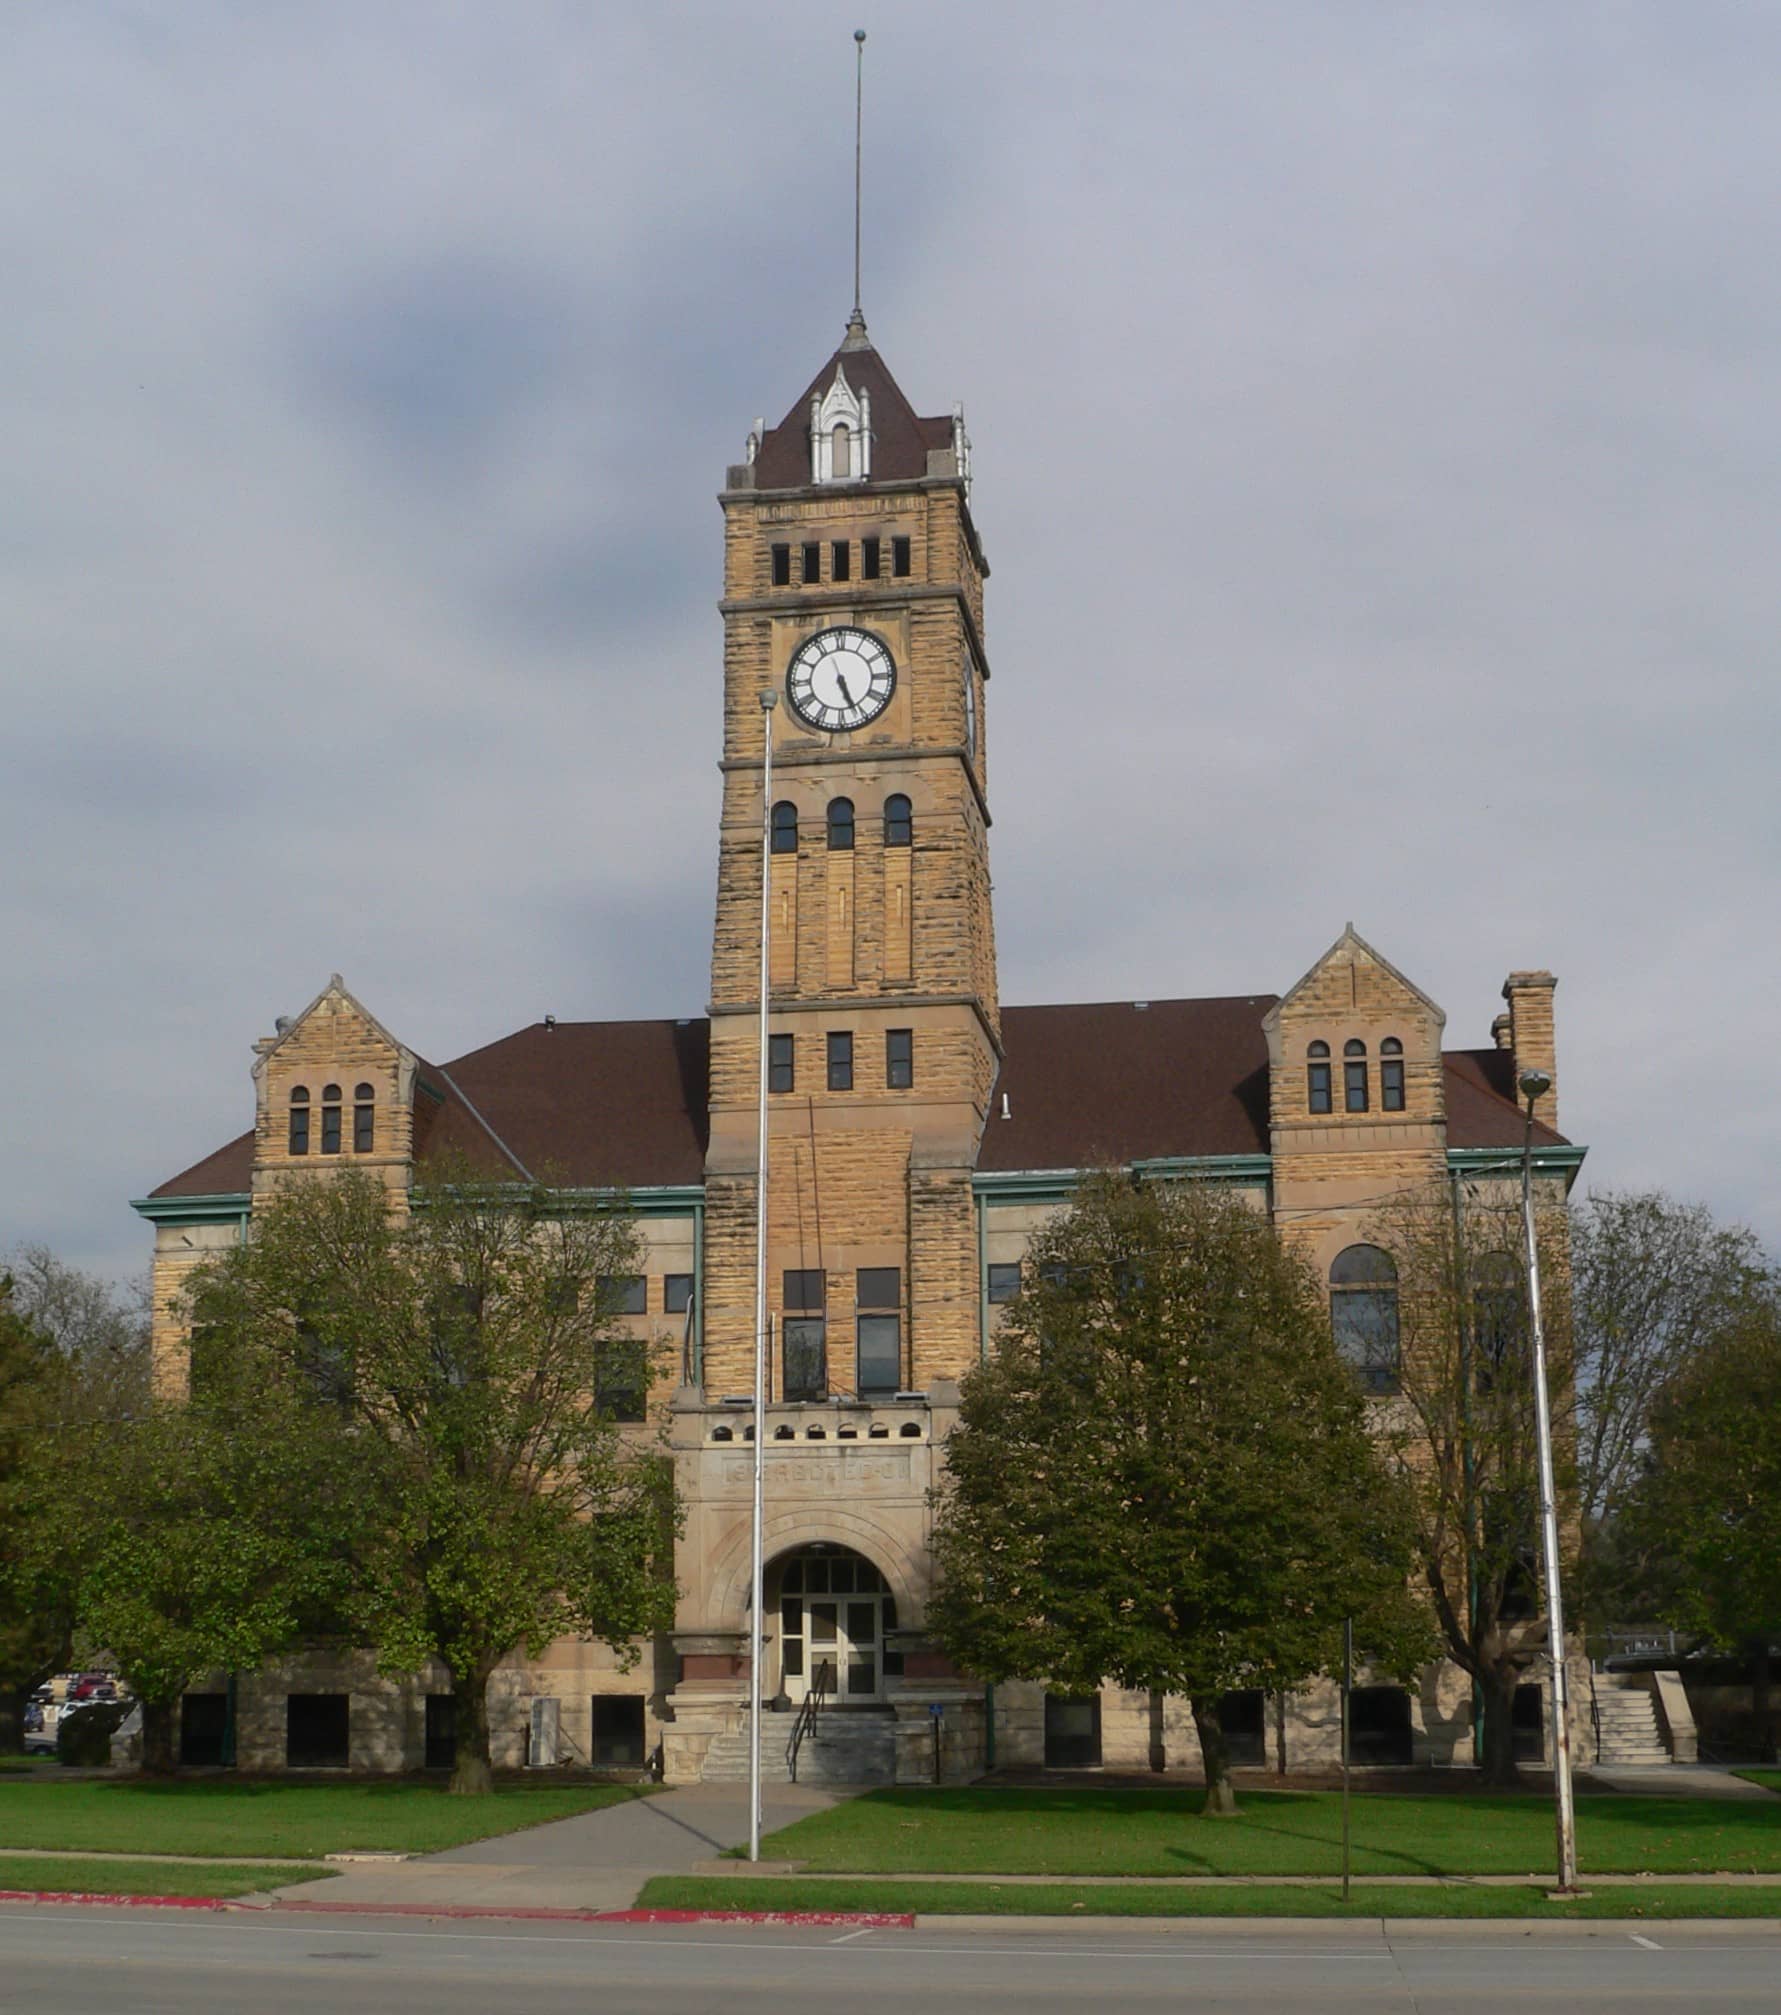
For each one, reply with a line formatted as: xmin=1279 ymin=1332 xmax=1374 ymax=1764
xmin=751 ymin=1787 xmax=1781 ymax=1878
xmin=1734 ymin=1769 xmax=1781 ymax=1794
xmin=639 ymin=1874 xmax=1781 ymax=1921
xmin=0 ymin=1779 xmax=649 ymax=1859
xmin=0 ymin=1856 xmax=329 ymax=1899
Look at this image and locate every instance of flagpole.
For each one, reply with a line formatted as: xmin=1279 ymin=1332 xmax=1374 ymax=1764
xmin=749 ymin=689 xmax=777 ymax=1862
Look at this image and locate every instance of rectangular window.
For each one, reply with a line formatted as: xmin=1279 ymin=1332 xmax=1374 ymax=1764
xmin=591 ymin=1694 xmax=647 ymax=1769
xmin=1345 ymin=1061 xmax=1369 ymax=1112
xmin=286 ymin=1693 xmax=350 ymax=1770
xmin=783 ymin=1317 xmax=827 ymax=1401
xmin=353 ymin=1101 xmax=374 ymax=1153
xmin=885 ymin=1028 xmax=913 ymax=1089
xmin=1043 ymin=1693 xmax=1102 ymax=1769
xmin=827 ymin=1030 xmax=854 ymax=1091
xmin=1308 ymin=1063 xmax=1332 ymax=1114
xmin=320 ymin=1104 xmax=341 ymax=1154
xmin=770 ymin=543 xmax=791 ymax=587
xmin=856 ymin=1313 xmax=901 ymax=1395
xmin=891 ymin=535 xmax=912 ymax=577
xmin=769 ymin=1033 xmax=794 ymax=1093
xmin=1381 ymin=1059 xmax=1405 ymax=1111
xmin=783 ymin=1268 xmax=825 ymax=1312
xmin=831 ymin=539 xmax=850 ymax=582
xmin=598 ymin=1274 xmax=647 ymax=1316
xmin=424 ymin=1694 xmax=456 ymax=1771
xmin=663 ymin=1274 xmax=694 ymax=1316
xmin=288 ymin=1106 xmax=310 ymax=1155
xmin=179 ymin=1693 xmax=229 ymax=1767
xmin=801 ymin=541 xmax=822 ymax=584
xmin=596 ymin=1340 xmax=647 ymax=1422
xmin=987 ymin=1262 xmax=1022 ymax=1304
xmin=856 ymin=1266 xmax=900 ymax=1309
xmin=862 ymin=535 xmax=881 ymax=579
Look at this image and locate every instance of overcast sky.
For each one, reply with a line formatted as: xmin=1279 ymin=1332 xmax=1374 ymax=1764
xmin=8 ymin=2 xmax=1779 ymax=1286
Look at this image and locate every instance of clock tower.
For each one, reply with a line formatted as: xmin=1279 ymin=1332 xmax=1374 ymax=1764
xmin=701 ymin=310 xmax=998 ymax=1402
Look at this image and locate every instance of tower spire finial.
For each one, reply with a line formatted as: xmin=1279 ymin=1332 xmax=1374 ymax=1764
xmin=850 ymin=29 xmax=867 ymax=341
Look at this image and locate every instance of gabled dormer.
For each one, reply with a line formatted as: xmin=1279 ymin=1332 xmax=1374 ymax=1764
xmin=1262 ymin=925 xmax=1448 ymax=1140
xmin=810 ymin=358 xmax=872 ymax=484
xmin=250 ymin=974 xmax=419 ymax=1204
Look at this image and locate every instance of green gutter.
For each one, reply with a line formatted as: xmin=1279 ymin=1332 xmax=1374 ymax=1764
xmin=130 ymin=1193 xmax=252 ymax=1225
xmin=1447 ymin=1145 xmax=1587 ymax=1183
xmin=973 ymin=1154 xmax=1273 ymax=1207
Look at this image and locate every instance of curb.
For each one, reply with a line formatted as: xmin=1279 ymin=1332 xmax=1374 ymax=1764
xmin=0 ymin=1890 xmax=233 ymax=1912
xmin=0 ymin=1889 xmax=912 ymax=1930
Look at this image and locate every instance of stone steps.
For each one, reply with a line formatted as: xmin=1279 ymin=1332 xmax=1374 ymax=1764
xmin=701 ymin=1710 xmax=897 ymax=1785
xmin=1594 ymin=1685 xmax=1671 ymax=1766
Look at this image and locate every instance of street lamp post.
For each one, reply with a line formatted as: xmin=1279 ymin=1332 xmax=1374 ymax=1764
xmin=748 ymin=690 xmax=777 ymax=1864
xmin=1518 ymin=1065 xmax=1579 ymax=1895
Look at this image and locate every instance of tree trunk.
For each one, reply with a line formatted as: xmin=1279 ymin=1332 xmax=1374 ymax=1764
xmin=0 ymin=1684 xmax=26 ymax=1756
xmin=1476 ymin=1666 xmax=1523 ymax=1788
xmin=1190 ymin=1696 xmax=1238 ymax=1815
xmin=140 ymin=1696 xmax=178 ymax=1775
xmin=449 ymin=1666 xmax=495 ymax=1795
xmin=1147 ymin=1689 xmax=1166 ymax=1773
xmin=1753 ymin=1639 xmax=1776 ymax=1766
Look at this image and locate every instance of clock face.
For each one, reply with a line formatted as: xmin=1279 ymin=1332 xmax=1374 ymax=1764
xmin=786 ymin=627 xmax=896 ymax=732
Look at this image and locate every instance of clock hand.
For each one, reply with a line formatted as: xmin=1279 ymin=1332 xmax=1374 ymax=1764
xmin=836 ymin=672 xmax=855 ymax=706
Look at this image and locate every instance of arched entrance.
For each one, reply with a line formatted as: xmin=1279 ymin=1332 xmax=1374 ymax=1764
xmin=773 ymin=1545 xmax=901 ymax=1705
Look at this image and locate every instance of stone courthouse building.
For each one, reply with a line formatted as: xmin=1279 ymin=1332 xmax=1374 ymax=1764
xmin=135 ymin=309 xmax=1584 ymax=1783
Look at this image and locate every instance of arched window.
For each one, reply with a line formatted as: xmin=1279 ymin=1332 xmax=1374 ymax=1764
xmin=832 ymin=422 xmax=851 ymax=478
xmin=1330 ymin=1244 xmax=1399 ymax=1394
xmin=353 ymin=1082 xmax=376 ymax=1154
xmin=320 ymin=1083 xmax=343 ymax=1155
xmin=770 ymin=800 xmax=799 ymax=854
xmin=883 ymin=793 xmax=912 ymax=847
xmin=827 ymin=797 xmax=854 ymax=851
xmin=1471 ymin=1252 xmax=1523 ymax=1391
xmin=288 ymin=1086 xmax=310 ymax=1156
xmin=1343 ymin=1039 xmax=1369 ymax=1113
xmin=1380 ymin=1037 xmax=1405 ymax=1112
xmin=1307 ymin=1040 xmax=1332 ymax=1115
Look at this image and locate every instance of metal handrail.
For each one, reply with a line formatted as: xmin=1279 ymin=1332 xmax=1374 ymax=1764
xmin=786 ymin=1660 xmax=835 ymax=1783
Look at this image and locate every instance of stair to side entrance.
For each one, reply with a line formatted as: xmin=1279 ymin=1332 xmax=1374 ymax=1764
xmin=1593 ymin=1681 xmax=1671 ymax=1766
xmin=700 ymin=1709 xmax=898 ymax=1786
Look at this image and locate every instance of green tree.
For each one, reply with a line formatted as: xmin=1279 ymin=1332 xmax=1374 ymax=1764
xmin=1367 ymin=1183 xmax=1574 ymax=1787
xmin=1616 ymin=1276 xmax=1781 ymax=1760
xmin=0 ymin=1278 xmax=72 ymax=1754
xmin=76 ymin=1348 xmax=361 ymax=1772
xmin=0 ymin=1252 xmax=151 ymax=1755
xmin=928 ymin=1174 xmax=1431 ymax=1814
xmin=185 ymin=1166 xmax=679 ymax=1792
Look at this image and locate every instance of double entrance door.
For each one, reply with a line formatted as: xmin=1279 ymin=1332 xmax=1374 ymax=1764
xmin=777 ymin=1547 xmax=896 ymax=1705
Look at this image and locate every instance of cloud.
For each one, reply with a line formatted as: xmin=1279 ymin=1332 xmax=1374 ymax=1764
xmin=5 ymin=1 xmax=1779 ymax=1281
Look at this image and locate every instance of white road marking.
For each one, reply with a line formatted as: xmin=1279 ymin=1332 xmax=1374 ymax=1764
xmin=829 ymin=1927 xmax=874 ymax=1944
xmin=1629 ymin=1933 xmax=1662 ymax=1950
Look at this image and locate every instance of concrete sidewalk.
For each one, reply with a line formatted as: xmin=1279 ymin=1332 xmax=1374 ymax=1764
xmin=262 ymin=1784 xmax=846 ymax=1915
xmin=1583 ymin=1764 xmax=1776 ymax=1799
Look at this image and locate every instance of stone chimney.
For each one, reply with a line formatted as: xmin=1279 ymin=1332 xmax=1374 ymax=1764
xmin=1490 ymin=1012 xmax=1513 ymax=1051
xmin=1501 ymin=971 xmax=1558 ymax=1125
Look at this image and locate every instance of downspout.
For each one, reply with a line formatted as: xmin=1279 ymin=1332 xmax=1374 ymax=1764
xmin=691 ymin=1200 xmax=705 ymax=1390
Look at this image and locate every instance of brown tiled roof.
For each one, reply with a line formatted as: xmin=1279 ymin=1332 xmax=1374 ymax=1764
xmin=751 ymin=335 xmax=952 ymax=490
xmin=149 ymin=1130 xmax=256 ymax=1198
xmin=145 ymin=1007 xmax=1569 ymax=1205
xmin=979 ymin=998 xmax=1278 ymax=1170
xmin=1444 ymin=1048 xmax=1567 ymax=1151
xmin=419 ymin=1018 xmax=710 ymax=1188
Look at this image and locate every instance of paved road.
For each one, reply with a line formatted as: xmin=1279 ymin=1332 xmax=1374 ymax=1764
xmin=3 ymin=1906 xmax=1779 ymax=2014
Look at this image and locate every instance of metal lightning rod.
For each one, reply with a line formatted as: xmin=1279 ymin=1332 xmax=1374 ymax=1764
xmin=853 ymin=29 xmax=866 ymax=317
